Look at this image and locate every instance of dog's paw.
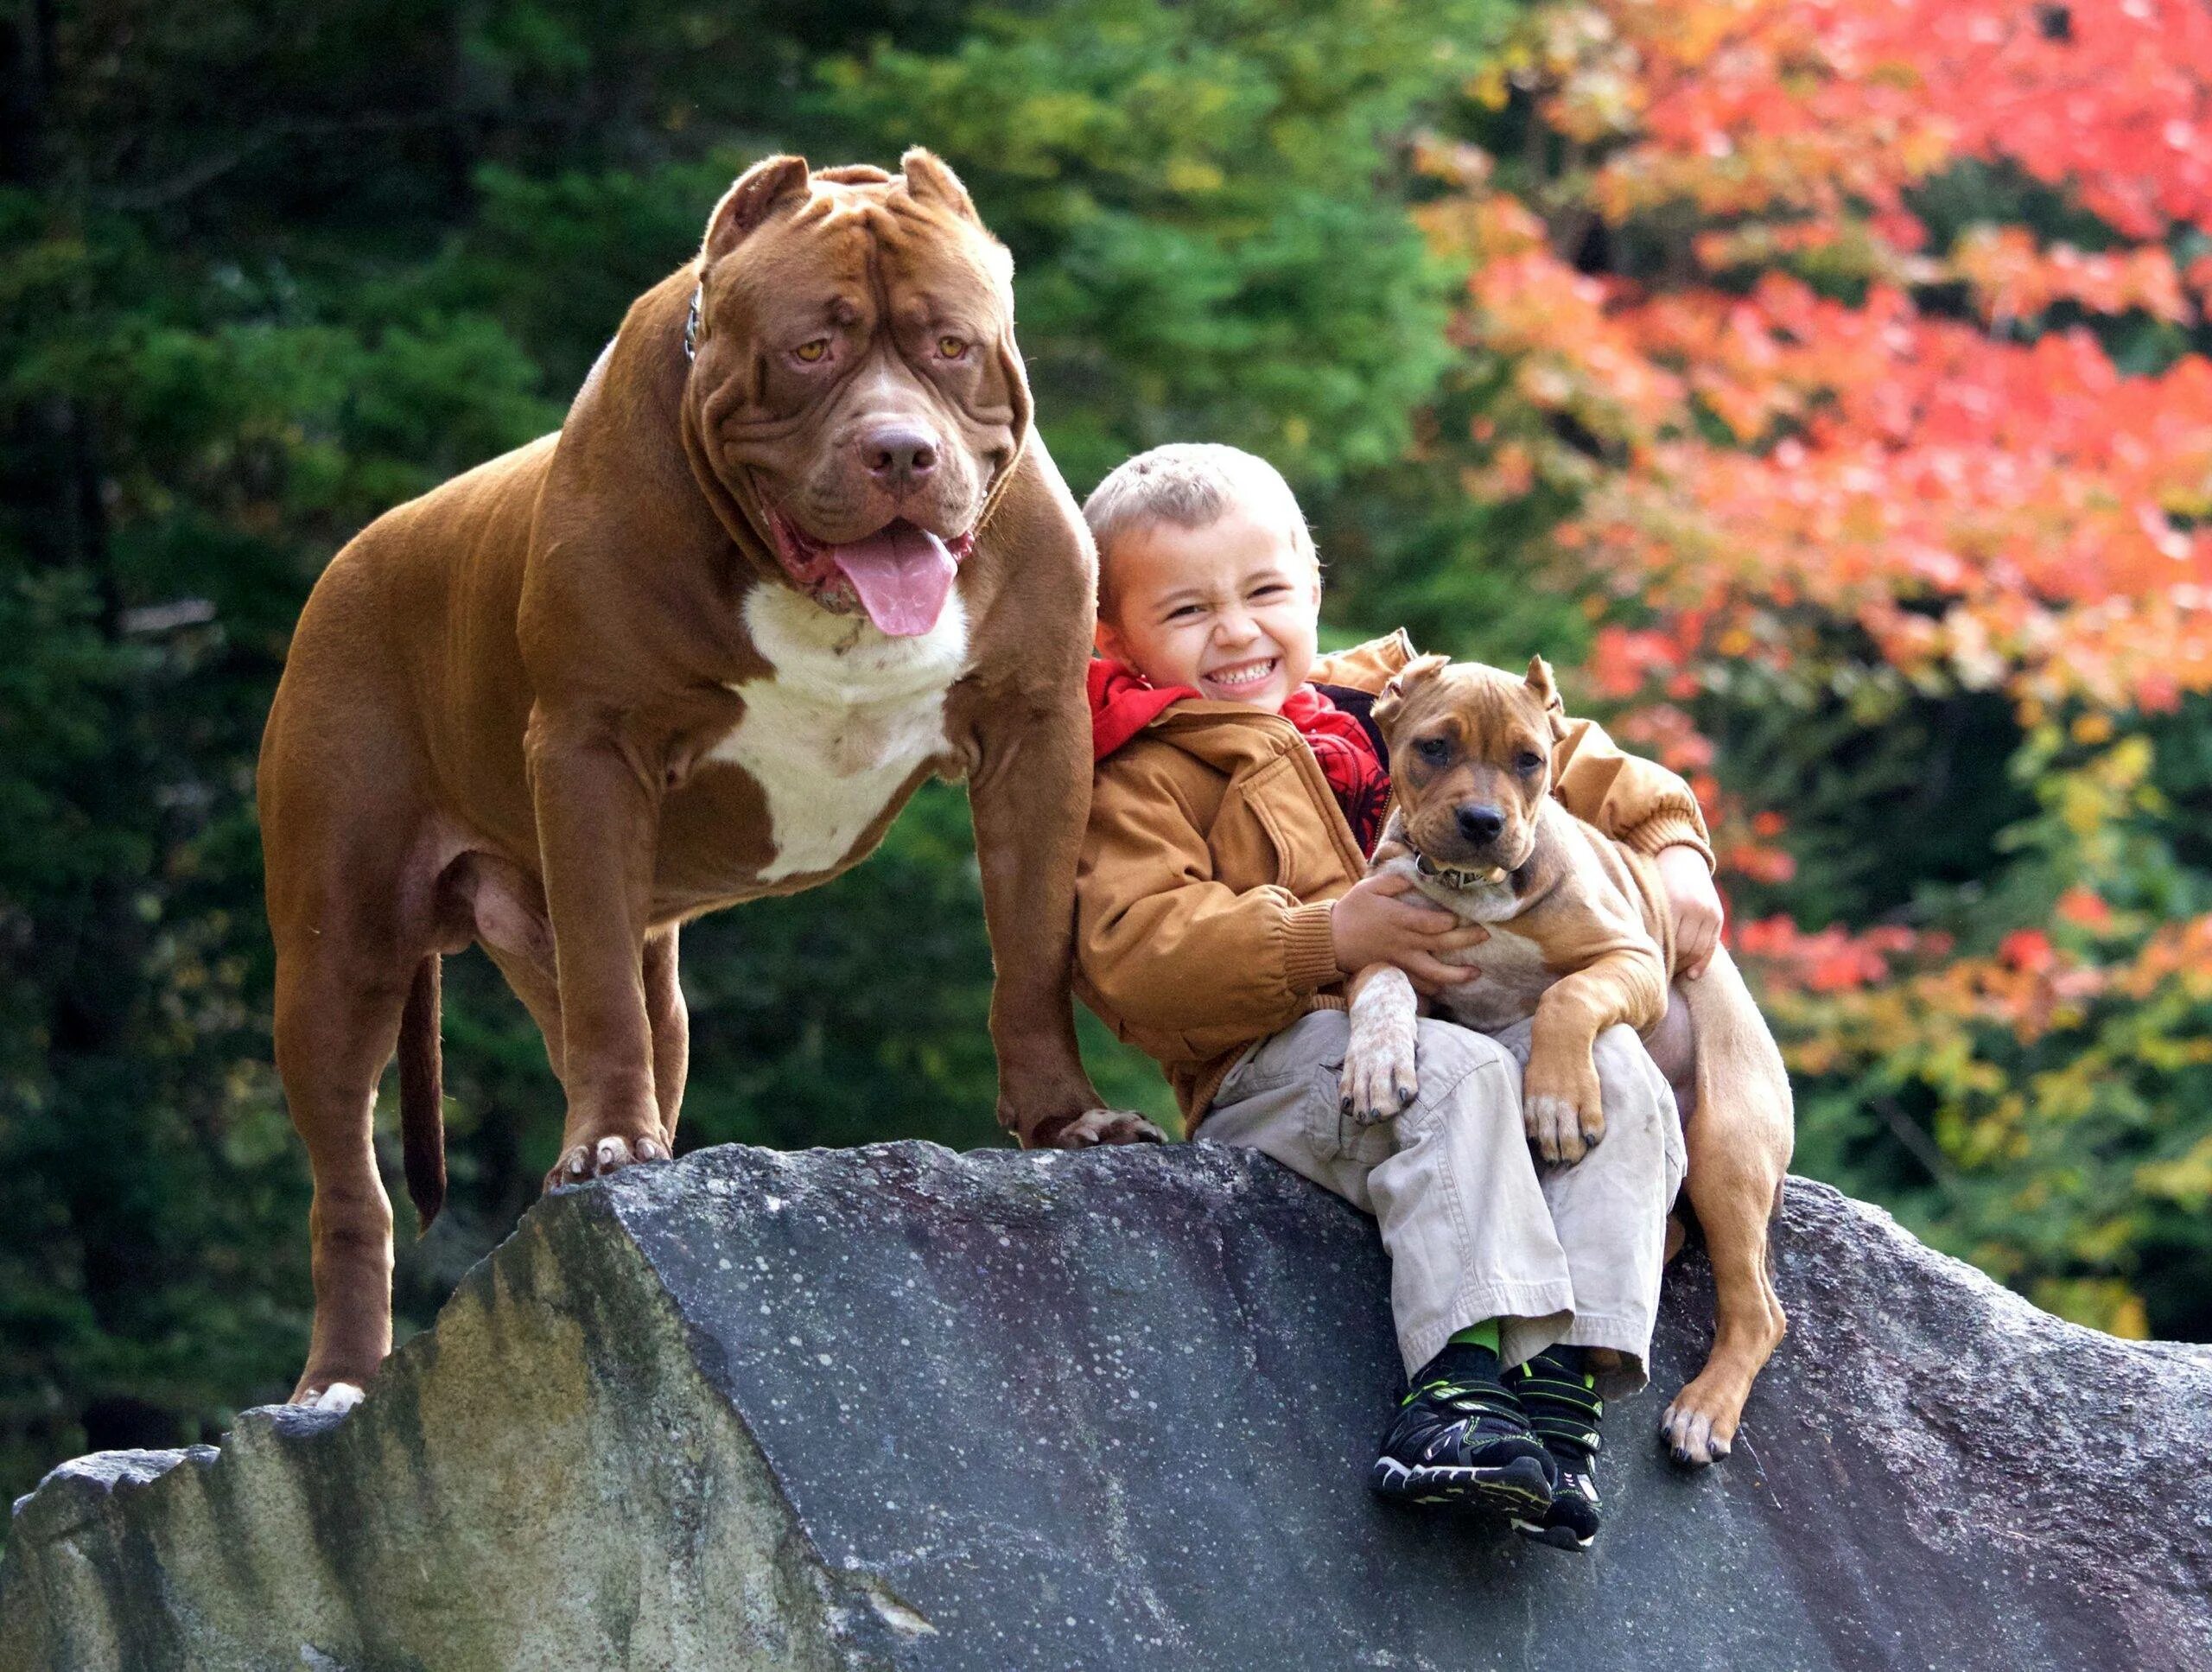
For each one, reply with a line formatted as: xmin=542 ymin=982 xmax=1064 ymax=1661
xmin=1522 ymin=1052 xmax=1605 ymax=1165
xmin=544 ymin=1133 xmax=672 ymax=1192
xmin=298 ymin=1382 xmax=365 ymax=1415
xmin=1660 ymin=1380 xmax=1739 ymax=1467
xmin=1339 ymin=1030 xmax=1418 ymax=1128
xmin=1037 ymin=1108 xmax=1167 ymax=1148
xmin=1342 ymin=966 xmax=1420 ymax=1125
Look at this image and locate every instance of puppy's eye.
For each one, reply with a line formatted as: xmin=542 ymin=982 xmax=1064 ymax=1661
xmin=1515 ymin=750 xmax=1544 ymax=773
xmin=938 ymin=334 xmax=969 ymax=359
xmin=794 ymin=339 xmax=831 ymax=363
xmin=1415 ymin=736 xmax=1452 ymax=766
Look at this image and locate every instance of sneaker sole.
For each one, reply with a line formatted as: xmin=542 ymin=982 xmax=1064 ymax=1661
xmin=1370 ymin=1453 xmax=1555 ymax=1515
xmin=1510 ymin=1516 xmax=1595 ymax=1553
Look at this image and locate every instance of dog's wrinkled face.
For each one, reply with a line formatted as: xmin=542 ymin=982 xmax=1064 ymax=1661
xmin=685 ymin=149 xmax=1029 ymax=637
xmin=1373 ymin=653 xmax=1570 ymax=878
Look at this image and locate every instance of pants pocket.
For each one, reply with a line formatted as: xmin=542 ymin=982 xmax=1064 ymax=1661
xmin=1302 ymin=1058 xmax=1398 ymax=1168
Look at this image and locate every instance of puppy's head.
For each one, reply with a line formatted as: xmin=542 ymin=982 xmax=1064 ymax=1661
xmin=1373 ymin=653 xmax=1568 ymax=878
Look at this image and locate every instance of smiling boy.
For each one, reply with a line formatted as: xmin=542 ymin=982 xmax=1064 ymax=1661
xmin=1074 ymin=443 xmax=1719 ymax=1548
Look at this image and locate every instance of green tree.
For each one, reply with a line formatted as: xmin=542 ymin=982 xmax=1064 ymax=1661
xmin=0 ymin=0 xmax=1502 ymax=1506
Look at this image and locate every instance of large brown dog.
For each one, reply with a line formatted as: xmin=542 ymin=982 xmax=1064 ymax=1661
xmin=258 ymin=151 xmax=1160 ymax=1411
xmin=1338 ymin=654 xmax=1794 ymax=1466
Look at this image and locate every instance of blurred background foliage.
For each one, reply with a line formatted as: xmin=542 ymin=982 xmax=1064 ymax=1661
xmin=5 ymin=0 xmax=2211 ymax=1506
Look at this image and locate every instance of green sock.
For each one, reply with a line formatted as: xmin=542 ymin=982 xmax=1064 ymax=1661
xmin=1447 ymin=1319 xmax=1501 ymax=1355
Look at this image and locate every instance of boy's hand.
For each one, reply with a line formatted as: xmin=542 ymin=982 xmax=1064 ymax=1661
xmin=1332 ymin=873 xmax=1489 ymax=995
xmin=1656 ymin=844 xmax=1724 ymax=978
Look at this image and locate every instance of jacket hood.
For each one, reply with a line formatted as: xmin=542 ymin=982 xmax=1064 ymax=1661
xmin=1088 ymin=631 xmax=1415 ymax=766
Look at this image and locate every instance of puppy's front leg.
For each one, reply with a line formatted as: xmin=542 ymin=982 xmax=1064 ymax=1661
xmin=1523 ymin=950 xmax=1665 ymax=1164
xmin=1341 ymin=963 xmax=1421 ymax=1124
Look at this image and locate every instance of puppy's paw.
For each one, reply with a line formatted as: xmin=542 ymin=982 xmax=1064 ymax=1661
xmin=1340 ymin=1026 xmax=1419 ymax=1128
xmin=1522 ymin=1052 xmax=1605 ymax=1165
xmin=299 ymin=1382 xmax=365 ymax=1415
xmin=1036 ymin=1108 xmax=1168 ymax=1148
xmin=1342 ymin=965 xmax=1421 ymax=1125
xmin=1660 ymin=1381 xmax=1739 ymax=1467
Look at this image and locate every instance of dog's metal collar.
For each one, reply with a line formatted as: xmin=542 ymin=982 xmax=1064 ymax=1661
xmin=1408 ymin=843 xmax=1509 ymax=893
xmin=683 ymin=278 xmax=704 ymax=363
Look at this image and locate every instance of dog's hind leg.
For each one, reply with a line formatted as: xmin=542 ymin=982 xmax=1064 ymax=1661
xmin=1659 ymin=948 xmax=1793 ymax=1467
xmin=644 ymin=925 xmax=688 ymax=1150
xmin=271 ymin=915 xmax=419 ymax=1409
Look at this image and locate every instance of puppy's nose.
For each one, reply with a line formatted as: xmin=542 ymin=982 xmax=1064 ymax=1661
xmin=1456 ymin=804 xmax=1505 ymax=843
xmin=861 ymin=423 xmax=939 ymax=486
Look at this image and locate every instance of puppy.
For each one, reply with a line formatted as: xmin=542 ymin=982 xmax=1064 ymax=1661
xmin=1338 ymin=653 xmax=1795 ymax=1466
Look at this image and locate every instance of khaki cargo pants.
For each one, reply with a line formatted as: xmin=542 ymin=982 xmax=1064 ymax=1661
xmin=1198 ymin=1010 xmax=1685 ymax=1399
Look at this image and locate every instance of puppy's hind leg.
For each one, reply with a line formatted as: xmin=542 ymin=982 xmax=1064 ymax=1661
xmin=1660 ymin=949 xmax=1792 ymax=1466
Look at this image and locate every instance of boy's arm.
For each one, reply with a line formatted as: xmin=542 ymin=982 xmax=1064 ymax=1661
xmin=1078 ymin=755 xmax=1341 ymax=1042
xmin=1551 ymin=715 xmax=1714 ymax=871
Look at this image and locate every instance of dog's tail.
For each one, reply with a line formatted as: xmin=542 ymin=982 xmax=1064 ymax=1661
xmin=398 ymin=954 xmax=446 ymax=1232
xmin=1680 ymin=944 xmax=1796 ymax=1186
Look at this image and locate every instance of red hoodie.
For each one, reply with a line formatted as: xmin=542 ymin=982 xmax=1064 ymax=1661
xmin=1086 ymin=658 xmax=1392 ymax=855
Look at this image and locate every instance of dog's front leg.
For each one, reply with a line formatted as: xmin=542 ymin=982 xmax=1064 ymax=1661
xmin=527 ymin=712 xmax=674 ymax=1186
xmin=1524 ymin=949 xmax=1666 ymax=1164
xmin=1340 ymin=963 xmax=1421 ymax=1124
xmin=962 ymin=679 xmax=1163 ymax=1149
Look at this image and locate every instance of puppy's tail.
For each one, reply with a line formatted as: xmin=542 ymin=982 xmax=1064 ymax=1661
xmin=398 ymin=954 xmax=446 ymax=1232
xmin=1681 ymin=944 xmax=1795 ymax=1183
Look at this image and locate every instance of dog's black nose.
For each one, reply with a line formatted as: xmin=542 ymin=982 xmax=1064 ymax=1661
xmin=1456 ymin=803 xmax=1505 ymax=843
xmin=861 ymin=423 xmax=939 ymax=485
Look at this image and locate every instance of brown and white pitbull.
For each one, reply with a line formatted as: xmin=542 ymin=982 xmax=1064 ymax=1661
xmin=1338 ymin=653 xmax=1795 ymax=1466
xmin=257 ymin=150 xmax=1162 ymax=1412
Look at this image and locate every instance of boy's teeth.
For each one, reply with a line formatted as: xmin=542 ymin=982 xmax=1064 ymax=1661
xmin=1211 ymin=660 xmax=1273 ymax=687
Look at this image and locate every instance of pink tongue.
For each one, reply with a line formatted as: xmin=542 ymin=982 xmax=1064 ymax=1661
xmin=830 ymin=522 xmax=957 ymax=637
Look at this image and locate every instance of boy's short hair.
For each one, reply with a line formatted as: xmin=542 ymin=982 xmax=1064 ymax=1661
xmin=1083 ymin=443 xmax=1317 ymax=615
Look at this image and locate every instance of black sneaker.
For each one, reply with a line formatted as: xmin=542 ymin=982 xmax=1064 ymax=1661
xmin=1504 ymin=1346 xmax=1605 ymax=1552
xmin=1370 ymin=1342 xmax=1557 ymax=1516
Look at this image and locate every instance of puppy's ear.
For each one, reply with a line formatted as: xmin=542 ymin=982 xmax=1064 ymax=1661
xmin=900 ymin=147 xmax=982 ymax=225
xmin=703 ymin=156 xmax=811 ymax=261
xmin=1373 ymin=652 xmax=1451 ymax=734
xmin=1526 ymin=654 xmax=1569 ymax=741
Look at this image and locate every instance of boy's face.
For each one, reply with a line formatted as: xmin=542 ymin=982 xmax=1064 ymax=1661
xmin=1095 ymin=502 xmax=1319 ymax=712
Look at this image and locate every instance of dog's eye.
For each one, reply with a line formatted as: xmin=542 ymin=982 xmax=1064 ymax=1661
xmin=1515 ymin=750 xmax=1544 ymax=773
xmin=1415 ymin=736 xmax=1452 ymax=765
xmin=794 ymin=339 xmax=831 ymax=364
xmin=938 ymin=334 xmax=969 ymax=359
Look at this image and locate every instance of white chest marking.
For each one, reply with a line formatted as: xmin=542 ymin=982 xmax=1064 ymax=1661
xmin=1434 ymin=925 xmax=1558 ymax=1033
xmin=707 ymin=586 xmax=971 ymax=881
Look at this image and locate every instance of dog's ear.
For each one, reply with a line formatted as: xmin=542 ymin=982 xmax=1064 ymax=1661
xmin=702 ymin=155 xmax=811 ymax=261
xmin=900 ymin=147 xmax=982 ymax=225
xmin=1526 ymin=654 xmax=1569 ymax=741
xmin=1373 ymin=652 xmax=1451 ymax=734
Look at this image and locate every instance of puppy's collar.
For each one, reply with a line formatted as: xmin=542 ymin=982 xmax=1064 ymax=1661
xmin=683 ymin=278 xmax=703 ymax=363
xmin=1408 ymin=842 xmax=1509 ymax=893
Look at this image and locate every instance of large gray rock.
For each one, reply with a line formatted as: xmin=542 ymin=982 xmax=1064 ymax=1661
xmin=4 ymin=1141 xmax=2209 ymax=1671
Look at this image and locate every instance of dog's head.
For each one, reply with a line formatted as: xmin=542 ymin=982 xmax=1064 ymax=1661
xmin=1372 ymin=653 xmax=1570 ymax=881
xmin=683 ymin=149 xmax=1030 ymax=637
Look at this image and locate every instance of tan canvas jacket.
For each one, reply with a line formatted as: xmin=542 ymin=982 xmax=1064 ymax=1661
xmin=1073 ymin=631 xmax=1714 ymax=1130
